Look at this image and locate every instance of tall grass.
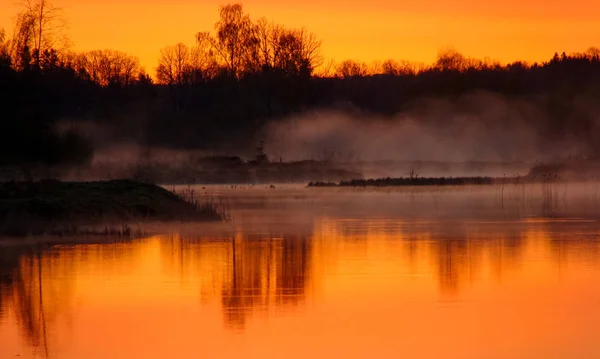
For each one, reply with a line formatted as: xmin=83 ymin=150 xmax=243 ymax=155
xmin=172 ymin=185 xmax=231 ymax=221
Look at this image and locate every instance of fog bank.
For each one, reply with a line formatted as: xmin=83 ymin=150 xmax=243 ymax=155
xmin=264 ymin=92 xmax=595 ymax=163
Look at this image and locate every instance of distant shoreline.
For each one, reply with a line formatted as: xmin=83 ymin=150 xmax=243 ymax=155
xmin=307 ymin=175 xmax=563 ymax=187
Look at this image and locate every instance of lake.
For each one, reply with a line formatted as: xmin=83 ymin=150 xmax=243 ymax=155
xmin=2 ymin=184 xmax=600 ymax=359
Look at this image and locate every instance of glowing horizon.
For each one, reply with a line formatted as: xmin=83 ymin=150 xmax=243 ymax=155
xmin=1 ymin=0 xmax=599 ymax=74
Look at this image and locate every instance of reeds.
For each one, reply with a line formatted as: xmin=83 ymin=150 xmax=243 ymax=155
xmin=172 ymin=185 xmax=231 ymax=221
xmin=48 ymin=224 xmax=146 ymax=238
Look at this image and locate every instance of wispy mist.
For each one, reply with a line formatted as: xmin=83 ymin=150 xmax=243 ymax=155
xmin=264 ymin=91 xmax=595 ymax=163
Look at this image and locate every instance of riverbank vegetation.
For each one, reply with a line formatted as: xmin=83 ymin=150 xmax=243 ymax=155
xmin=307 ymin=172 xmax=564 ymax=187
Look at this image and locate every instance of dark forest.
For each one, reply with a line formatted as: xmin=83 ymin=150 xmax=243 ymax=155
xmin=2 ymin=1 xmax=600 ymax=176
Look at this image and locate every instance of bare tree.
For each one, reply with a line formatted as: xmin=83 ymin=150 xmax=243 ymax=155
xmin=293 ymin=28 xmax=323 ymax=75
xmin=249 ymin=20 xmax=322 ymax=77
xmin=586 ymin=47 xmax=600 ymax=59
xmin=379 ymin=60 xmax=397 ymax=75
xmin=0 ymin=29 xmax=10 ymax=66
xmin=17 ymin=0 xmax=70 ymax=66
xmin=273 ymin=30 xmax=302 ymax=74
xmin=252 ymin=17 xmax=278 ymax=70
xmin=194 ymin=32 xmax=222 ymax=78
xmin=196 ymin=3 xmax=255 ymax=78
xmin=435 ymin=47 xmax=467 ymax=71
xmin=190 ymin=40 xmax=220 ymax=80
xmin=378 ymin=59 xmax=423 ymax=76
xmin=75 ymin=50 xmax=141 ymax=87
xmin=156 ymin=43 xmax=191 ymax=85
xmin=9 ymin=12 xmax=35 ymax=69
xmin=157 ymin=41 xmax=222 ymax=86
xmin=195 ymin=4 xmax=322 ymax=79
xmin=335 ymin=60 xmax=368 ymax=78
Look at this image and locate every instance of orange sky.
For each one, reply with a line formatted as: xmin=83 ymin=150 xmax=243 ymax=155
xmin=1 ymin=0 xmax=599 ymax=73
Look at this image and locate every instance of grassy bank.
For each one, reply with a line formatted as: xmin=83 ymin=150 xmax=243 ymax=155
xmin=0 ymin=179 xmax=225 ymax=237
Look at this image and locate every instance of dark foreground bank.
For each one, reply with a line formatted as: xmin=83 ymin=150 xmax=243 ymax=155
xmin=0 ymin=179 xmax=224 ymax=237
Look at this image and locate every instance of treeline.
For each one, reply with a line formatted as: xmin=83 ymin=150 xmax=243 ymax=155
xmin=2 ymin=1 xmax=600 ymax=168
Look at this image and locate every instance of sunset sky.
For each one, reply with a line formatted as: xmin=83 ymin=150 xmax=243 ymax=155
xmin=1 ymin=0 xmax=599 ymax=73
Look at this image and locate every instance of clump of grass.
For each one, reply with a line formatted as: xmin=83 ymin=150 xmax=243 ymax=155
xmin=0 ymin=212 xmax=146 ymax=238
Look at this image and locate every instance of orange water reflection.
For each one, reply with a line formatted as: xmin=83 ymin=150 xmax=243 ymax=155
xmin=2 ymin=217 xmax=600 ymax=358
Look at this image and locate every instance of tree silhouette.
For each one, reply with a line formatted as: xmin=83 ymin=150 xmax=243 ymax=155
xmin=195 ymin=3 xmax=322 ymax=80
xmin=156 ymin=43 xmax=193 ymax=86
xmin=335 ymin=60 xmax=369 ymax=78
xmin=2 ymin=2 xmax=600 ymax=170
xmin=435 ymin=47 xmax=467 ymax=71
xmin=14 ymin=0 xmax=70 ymax=67
xmin=0 ymin=29 xmax=10 ymax=67
xmin=196 ymin=4 xmax=254 ymax=78
xmin=74 ymin=49 xmax=142 ymax=87
xmin=379 ymin=59 xmax=422 ymax=76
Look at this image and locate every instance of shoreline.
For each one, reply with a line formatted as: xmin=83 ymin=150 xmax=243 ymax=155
xmin=307 ymin=175 xmax=563 ymax=187
xmin=0 ymin=179 xmax=225 ymax=237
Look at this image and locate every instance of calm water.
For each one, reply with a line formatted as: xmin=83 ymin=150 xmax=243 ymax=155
xmin=2 ymin=184 xmax=600 ymax=359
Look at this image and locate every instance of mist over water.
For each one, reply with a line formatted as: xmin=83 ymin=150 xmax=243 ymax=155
xmin=49 ymin=90 xmax=600 ymax=182
xmin=60 ymin=91 xmax=596 ymax=169
xmin=3 ymin=185 xmax=600 ymax=359
xmin=264 ymin=92 xmax=594 ymax=163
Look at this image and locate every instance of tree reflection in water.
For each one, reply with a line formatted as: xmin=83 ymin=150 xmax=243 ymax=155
xmin=1 ymin=217 xmax=600 ymax=355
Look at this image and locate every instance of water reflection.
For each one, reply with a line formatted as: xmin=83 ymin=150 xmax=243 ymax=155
xmin=158 ymin=234 xmax=311 ymax=331
xmin=1 ymin=213 xmax=600 ymax=357
xmin=0 ymin=245 xmax=78 ymax=358
xmin=311 ymin=218 xmax=600 ymax=296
